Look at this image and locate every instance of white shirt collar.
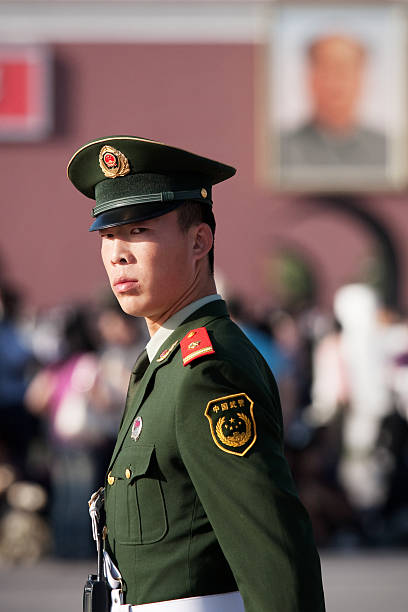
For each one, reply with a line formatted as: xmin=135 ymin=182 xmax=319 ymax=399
xmin=145 ymin=294 xmax=222 ymax=362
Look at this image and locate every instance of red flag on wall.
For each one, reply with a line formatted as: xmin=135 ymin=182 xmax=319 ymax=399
xmin=0 ymin=45 xmax=52 ymax=141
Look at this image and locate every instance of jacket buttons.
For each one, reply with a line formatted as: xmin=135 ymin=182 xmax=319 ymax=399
xmin=107 ymin=472 xmax=115 ymax=486
xmin=125 ymin=468 xmax=132 ymax=479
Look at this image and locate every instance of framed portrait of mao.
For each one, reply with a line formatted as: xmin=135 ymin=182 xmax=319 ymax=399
xmin=261 ymin=3 xmax=408 ymax=191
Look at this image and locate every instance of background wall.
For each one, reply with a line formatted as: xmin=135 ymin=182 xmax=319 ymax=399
xmin=0 ymin=0 xmax=407 ymax=315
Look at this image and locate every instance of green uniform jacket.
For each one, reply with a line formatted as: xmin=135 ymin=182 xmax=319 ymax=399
xmin=105 ymin=300 xmax=325 ymax=611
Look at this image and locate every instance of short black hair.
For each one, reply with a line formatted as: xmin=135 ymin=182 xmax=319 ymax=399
xmin=176 ymin=201 xmax=216 ymax=274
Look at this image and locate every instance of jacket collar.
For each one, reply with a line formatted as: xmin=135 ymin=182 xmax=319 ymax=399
xmin=150 ymin=298 xmax=228 ymax=361
xmin=108 ymin=299 xmax=229 ymax=469
xmin=145 ymin=294 xmax=222 ymax=362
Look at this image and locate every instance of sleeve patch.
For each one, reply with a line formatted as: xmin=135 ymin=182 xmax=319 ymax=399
xmin=204 ymin=393 xmax=257 ymax=456
xmin=180 ymin=327 xmax=215 ymax=366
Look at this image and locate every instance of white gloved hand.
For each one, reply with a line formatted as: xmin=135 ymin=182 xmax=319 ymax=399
xmin=88 ymin=487 xmax=105 ymax=542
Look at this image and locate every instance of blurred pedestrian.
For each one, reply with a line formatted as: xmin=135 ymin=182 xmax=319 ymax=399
xmin=0 ymin=283 xmax=37 ymax=478
xmin=308 ymin=284 xmax=394 ymax=543
xmin=25 ymin=306 xmax=104 ymax=558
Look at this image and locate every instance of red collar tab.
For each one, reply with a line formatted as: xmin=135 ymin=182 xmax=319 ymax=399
xmin=180 ymin=327 xmax=215 ymax=366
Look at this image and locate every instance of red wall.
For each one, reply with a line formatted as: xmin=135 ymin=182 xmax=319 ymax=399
xmin=1 ymin=42 xmax=407 ymax=313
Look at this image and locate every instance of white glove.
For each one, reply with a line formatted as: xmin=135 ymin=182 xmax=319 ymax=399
xmin=88 ymin=487 xmax=105 ymax=542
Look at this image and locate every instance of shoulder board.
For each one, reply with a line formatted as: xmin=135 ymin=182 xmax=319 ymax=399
xmin=180 ymin=327 xmax=215 ymax=366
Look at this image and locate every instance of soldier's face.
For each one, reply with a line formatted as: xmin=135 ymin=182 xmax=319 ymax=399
xmin=99 ymin=210 xmax=198 ymax=324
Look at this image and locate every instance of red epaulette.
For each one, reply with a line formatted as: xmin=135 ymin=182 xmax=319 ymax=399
xmin=180 ymin=327 xmax=215 ymax=366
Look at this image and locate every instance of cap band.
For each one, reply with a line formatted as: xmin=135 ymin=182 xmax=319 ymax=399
xmin=92 ymin=188 xmax=211 ymax=217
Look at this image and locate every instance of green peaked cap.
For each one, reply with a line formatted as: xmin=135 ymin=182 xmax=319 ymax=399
xmin=67 ymin=135 xmax=236 ymax=231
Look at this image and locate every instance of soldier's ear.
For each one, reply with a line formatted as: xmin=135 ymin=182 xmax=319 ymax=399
xmin=191 ymin=222 xmax=213 ymax=261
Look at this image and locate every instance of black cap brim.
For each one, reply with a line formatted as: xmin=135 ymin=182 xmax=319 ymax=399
xmin=89 ymin=200 xmax=181 ymax=232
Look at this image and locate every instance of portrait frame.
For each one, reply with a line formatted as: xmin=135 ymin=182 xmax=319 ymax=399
xmin=259 ymin=3 xmax=408 ymax=192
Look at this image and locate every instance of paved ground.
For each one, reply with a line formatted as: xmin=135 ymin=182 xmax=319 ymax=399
xmin=0 ymin=550 xmax=407 ymax=611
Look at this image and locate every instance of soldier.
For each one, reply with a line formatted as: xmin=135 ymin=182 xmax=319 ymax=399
xmin=68 ymin=136 xmax=325 ymax=611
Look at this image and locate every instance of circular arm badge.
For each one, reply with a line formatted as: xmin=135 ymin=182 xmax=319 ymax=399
xmin=205 ymin=393 xmax=257 ymax=456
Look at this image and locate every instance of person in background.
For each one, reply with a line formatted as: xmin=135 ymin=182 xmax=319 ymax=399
xmin=0 ymin=282 xmax=37 ymax=479
xmin=308 ymin=284 xmax=395 ymax=543
xmin=25 ymin=307 xmax=105 ymax=558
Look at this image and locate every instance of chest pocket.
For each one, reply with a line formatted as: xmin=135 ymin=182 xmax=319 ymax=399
xmin=106 ymin=444 xmax=168 ymax=545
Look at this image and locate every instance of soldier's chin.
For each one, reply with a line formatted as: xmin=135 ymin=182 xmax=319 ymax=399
xmin=115 ymin=294 xmax=142 ymax=317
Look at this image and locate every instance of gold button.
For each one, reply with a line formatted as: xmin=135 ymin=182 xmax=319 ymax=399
xmin=125 ymin=468 xmax=131 ymax=479
xmin=107 ymin=472 xmax=115 ymax=486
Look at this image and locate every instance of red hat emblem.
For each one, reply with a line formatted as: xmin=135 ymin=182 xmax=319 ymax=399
xmin=103 ymin=152 xmax=118 ymax=169
xmin=99 ymin=145 xmax=130 ymax=178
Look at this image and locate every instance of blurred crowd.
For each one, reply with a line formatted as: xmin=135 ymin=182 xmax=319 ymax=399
xmin=229 ymin=283 xmax=408 ymax=550
xmin=0 ymin=272 xmax=148 ymax=564
xmin=1 ymin=270 xmax=408 ymax=564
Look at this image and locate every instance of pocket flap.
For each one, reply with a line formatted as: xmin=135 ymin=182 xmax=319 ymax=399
xmin=110 ymin=444 xmax=154 ymax=480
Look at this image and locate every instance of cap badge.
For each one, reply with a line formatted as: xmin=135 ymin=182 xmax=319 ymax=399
xmin=131 ymin=416 xmax=143 ymax=442
xmin=99 ymin=145 xmax=130 ymax=179
xmin=201 ymin=188 xmax=208 ymax=199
